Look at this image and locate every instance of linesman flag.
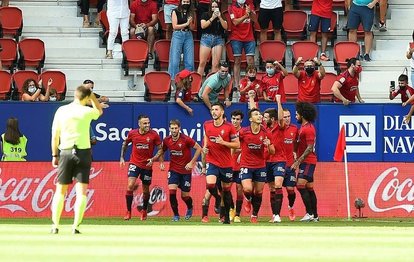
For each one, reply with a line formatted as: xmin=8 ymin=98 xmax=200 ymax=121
xmin=334 ymin=125 xmax=346 ymax=162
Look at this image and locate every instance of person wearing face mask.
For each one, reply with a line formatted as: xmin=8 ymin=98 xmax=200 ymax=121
xmin=175 ymin=69 xmax=194 ymax=116
xmin=49 ymin=88 xmax=58 ymax=102
xmin=390 ymin=74 xmax=414 ymax=104
xmin=293 ymin=56 xmax=326 ymax=104
xmin=261 ymin=60 xmax=288 ymax=102
xmin=197 ymin=61 xmax=232 ymax=110
xmin=239 ymin=65 xmax=263 ymax=104
xmin=331 ymin=57 xmax=364 ymax=105
xmin=21 ymin=78 xmax=52 ymax=102
xmin=168 ymin=0 xmax=195 ymax=82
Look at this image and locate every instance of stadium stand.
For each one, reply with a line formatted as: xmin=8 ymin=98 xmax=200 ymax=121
xmin=153 ymin=39 xmax=170 ymax=72
xmin=0 ymin=38 xmax=17 ymax=72
xmin=17 ymin=38 xmax=45 ymax=74
xmin=121 ymin=39 xmax=148 ymax=76
xmin=143 ymin=71 xmax=171 ymax=102
xmin=0 ymin=6 xmax=23 ymax=41
xmin=320 ymin=72 xmax=336 ymax=102
xmin=11 ymin=70 xmax=38 ymax=100
xmin=39 ymin=70 xmax=67 ymax=101
xmin=0 ymin=69 xmax=12 ymax=100
xmin=258 ymin=40 xmax=286 ymax=69
xmin=190 ymin=71 xmax=202 ymax=97
xmin=291 ymin=41 xmax=319 ymax=68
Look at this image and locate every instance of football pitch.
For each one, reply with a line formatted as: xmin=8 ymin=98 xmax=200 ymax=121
xmin=1 ymin=218 xmax=414 ymax=262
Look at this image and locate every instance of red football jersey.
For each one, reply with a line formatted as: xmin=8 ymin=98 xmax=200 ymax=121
xmin=297 ymin=71 xmax=322 ymax=103
xmin=231 ymin=127 xmax=242 ymax=171
xmin=267 ymin=123 xmax=286 ymax=163
xmin=239 ymin=126 xmax=271 ymax=168
xmin=284 ymin=124 xmax=298 ymax=167
xmin=297 ymin=123 xmax=317 ymax=165
xmin=165 ymin=0 xmax=179 ymax=5
xmin=163 ymin=134 xmax=196 ymax=175
xmin=311 ymin=0 xmax=333 ymax=19
xmin=261 ymin=72 xmax=286 ymax=102
xmin=229 ymin=3 xmax=255 ymax=41
xmin=204 ymin=120 xmax=238 ymax=168
xmin=130 ymin=0 xmax=158 ymax=24
xmin=391 ymin=85 xmax=414 ymax=104
xmin=334 ymin=68 xmax=361 ymax=103
xmin=125 ymin=129 xmax=162 ymax=170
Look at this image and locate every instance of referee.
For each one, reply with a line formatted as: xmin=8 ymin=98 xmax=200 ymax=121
xmin=50 ymin=85 xmax=103 ymax=234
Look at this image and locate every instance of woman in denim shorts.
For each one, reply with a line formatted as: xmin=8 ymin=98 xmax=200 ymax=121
xmin=197 ymin=0 xmax=228 ymax=76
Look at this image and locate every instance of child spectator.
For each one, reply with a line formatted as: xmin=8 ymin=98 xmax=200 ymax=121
xmin=261 ymin=60 xmax=288 ymax=102
xmin=175 ymin=69 xmax=194 ymax=115
xmin=239 ymin=65 xmax=263 ymax=104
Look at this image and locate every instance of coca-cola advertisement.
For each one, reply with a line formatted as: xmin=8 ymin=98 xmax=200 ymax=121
xmin=0 ymin=162 xmax=413 ymax=218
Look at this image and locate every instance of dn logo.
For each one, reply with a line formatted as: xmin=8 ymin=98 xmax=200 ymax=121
xmin=339 ymin=115 xmax=376 ymax=153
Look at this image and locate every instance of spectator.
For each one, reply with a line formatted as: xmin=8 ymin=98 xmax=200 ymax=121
xmin=284 ymin=0 xmax=294 ymax=10
xmin=197 ymin=0 xmax=227 ymax=76
xmin=196 ymin=0 xmax=212 ymax=40
xmin=21 ymin=78 xmax=52 ymax=102
xmin=49 ymin=88 xmax=58 ymax=101
xmin=79 ymin=0 xmax=106 ymax=28
xmin=331 ymin=57 xmax=364 ymax=105
xmin=106 ymin=0 xmax=130 ymax=59
xmin=1 ymin=1 xmax=9 ymax=7
xmin=239 ymin=65 xmax=263 ymax=104
xmin=1 ymin=117 xmax=27 ymax=161
xmin=378 ymin=0 xmax=388 ymax=32
xmin=129 ymin=0 xmax=158 ymax=59
xmin=83 ymin=79 xmax=109 ymax=104
xmin=293 ymin=57 xmax=326 ymax=104
xmin=174 ymin=69 xmax=194 ymax=115
xmin=229 ymin=0 xmax=257 ymax=88
xmin=390 ymin=74 xmax=414 ymax=104
xmin=406 ymin=30 xmax=414 ymax=86
xmin=168 ymin=0 xmax=195 ymax=82
xmin=258 ymin=0 xmax=283 ymax=43
xmin=197 ymin=62 xmax=232 ymax=109
xmin=164 ymin=0 xmax=180 ymax=40
xmin=309 ymin=0 xmax=333 ymax=61
xmin=261 ymin=60 xmax=288 ymax=102
xmin=347 ymin=0 xmax=378 ymax=62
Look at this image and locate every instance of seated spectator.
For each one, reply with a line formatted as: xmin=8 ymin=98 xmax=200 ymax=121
xmin=258 ymin=0 xmax=283 ymax=43
xmin=129 ymin=0 xmax=158 ymax=59
xmin=309 ymin=0 xmax=333 ymax=61
xmin=106 ymin=0 xmax=130 ymax=59
xmin=49 ymin=88 xmax=58 ymax=101
xmin=390 ymin=74 xmax=414 ymax=104
xmin=83 ymin=79 xmax=109 ymax=103
xmin=197 ymin=61 xmax=232 ymax=109
xmin=406 ymin=30 xmax=414 ymax=86
xmin=79 ymin=0 xmax=106 ymax=28
xmin=174 ymin=69 xmax=194 ymax=115
xmin=331 ymin=57 xmax=364 ymax=105
xmin=1 ymin=117 xmax=27 ymax=161
xmin=293 ymin=57 xmax=325 ymax=104
xmin=239 ymin=65 xmax=263 ymax=104
xmin=21 ymin=78 xmax=52 ymax=102
xmin=261 ymin=60 xmax=288 ymax=102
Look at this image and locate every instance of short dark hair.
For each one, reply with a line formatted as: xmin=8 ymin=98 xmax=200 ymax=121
xmin=398 ymin=74 xmax=409 ymax=82
xmin=138 ymin=114 xmax=149 ymax=121
xmin=346 ymin=57 xmax=358 ymax=68
xmin=169 ymin=119 xmax=181 ymax=127
xmin=211 ymin=102 xmax=225 ymax=110
xmin=231 ymin=110 xmax=244 ymax=120
xmin=220 ymin=61 xmax=229 ymax=68
xmin=83 ymin=79 xmax=94 ymax=85
xmin=264 ymin=108 xmax=277 ymax=120
xmin=248 ymin=108 xmax=260 ymax=119
xmin=296 ymin=102 xmax=317 ymax=122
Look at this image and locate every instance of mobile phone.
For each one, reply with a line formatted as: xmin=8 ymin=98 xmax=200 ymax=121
xmin=390 ymin=81 xmax=395 ymax=87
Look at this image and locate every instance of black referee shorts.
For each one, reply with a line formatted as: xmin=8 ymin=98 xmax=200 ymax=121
xmin=57 ymin=148 xmax=92 ymax=185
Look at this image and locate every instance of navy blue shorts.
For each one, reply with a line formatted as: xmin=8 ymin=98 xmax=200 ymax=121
xmin=240 ymin=167 xmax=267 ymax=182
xmin=347 ymin=4 xmax=374 ymax=32
xmin=297 ymin=163 xmax=316 ymax=183
xmin=308 ymin=14 xmax=331 ymax=33
xmin=283 ymin=166 xmax=297 ymax=187
xmin=168 ymin=171 xmax=192 ymax=192
xmin=232 ymin=170 xmax=241 ymax=184
xmin=266 ymin=162 xmax=286 ymax=182
xmin=206 ymin=163 xmax=233 ymax=183
xmin=128 ymin=163 xmax=153 ymax=185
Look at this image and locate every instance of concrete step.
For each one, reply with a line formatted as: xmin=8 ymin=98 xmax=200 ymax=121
xmin=375 ymin=39 xmax=410 ymax=51
xmin=51 ymin=68 xmax=124 ymax=80
xmin=24 ymin=16 xmax=83 ymax=27
xmin=67 ymin=79 xmax=131 ymax=91
xmin=16 ymin=5 xmax=78 ymax=17
xmin=47 ymin=48 xmax=106 ymax=59
xmin=36 ymin=36 xmax=99 ymax=49
xmin=11 ymin=0 xmax=78 ymax=6
xmin=22 ymin=26 xmax=101 ymax=37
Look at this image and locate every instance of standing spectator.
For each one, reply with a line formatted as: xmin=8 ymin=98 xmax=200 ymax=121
xmin=389 ymin=74 xmax=414 ymax=104
xmin=168 ymin=0 xmax=195 ymax=82
xmin=406 ymin=30 xmax=414 ymax=86
xmin=50 ymin=85 xmax=103 ymax=234
xmin=196 ymin=0 xmax=212 ymax=40
xmin=22 ymin=78 xmax=52 ymax=102
xmin=129 ymin=0 xmax=158 ymax=59
xmin=331 ymin=57 xmax=364 ymax=105
xmin=197 ymin=0 xmax=227 ymax=76
xmin=164 ymin=0 xmax=180 ymax=40
xmin=80 ymin=0 xmax=106 ymax=28
xmin=238 ymin=65 xmax=263 ymax=105
xmin=347 ymin=0 xmax=378 ymax=62
xmin=378 ymin=0 xmax=388 ymax=32
xmin=1 ymin=117 xmax=27 ymax=161
xmin=261 ymin=60 xmax=288 ymax=102
xmin=292 ymin=57 xmax=326 ymax=104
xmin=229 ymin=0 xmax=257 ymax=88
xmin=174 ymin=69 xmax=194 ymax=115
xmin=198 ymin=62 xmax=232 ymax=109
xmin=106 ymin=0 xmax=130 ymax=59
xmin=258 ymin=0 xmax=283 ymax=43
xmin=309 ymin=0 xmax=333 ymax=61
xmin=292 ymin=102 xmax=319 ymax=222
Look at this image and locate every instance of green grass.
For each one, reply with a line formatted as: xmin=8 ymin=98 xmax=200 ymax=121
xmin=1 ymin=218 xmax=414 ymax=262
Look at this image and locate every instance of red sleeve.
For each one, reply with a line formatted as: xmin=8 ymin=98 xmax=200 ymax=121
xmin=230 ymin=124 xmax=238 ymax=140
xmin=186 ymin=136 xmax=196 ymax=148
xmin=298 ymin=71 xmax=306 ymax=81
xmin=153 ymin=132 xmax=162 ymax=146
xmin=125 ymin=130 xmax=133 ymax=145
xmin=336 ymin=74 xmax=346 ymax=86
xmin=162 ymin=138 xmax=168 ymax=151
xmin=150 ymin=2 xmax=158 ymax=15
xmin=305 ymin=127 xmax=316 ymax=146
xmin=130 ymin=2 xmax=137 ymax=14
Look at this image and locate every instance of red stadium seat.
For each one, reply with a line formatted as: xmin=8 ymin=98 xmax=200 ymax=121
xmin=157 ymin=9 xmax=167 ymax=39
xmin=11 ymin=70 xmax=38 ymax=100
xmin=0 ymin=7 xmax=23 ymax=41
xmin=144 ymin=71 xmax=172 ymax=102
xmin=284 ymin=73 xmax=298 ymax=101
xmin=258 ymin=40 xmax=286 ymax=69
xmin=297 ymin=0 xmax=313 ymax=8
xmin=190 ymin=71 xmax=202 ymax=96
xmin=154 ymin=39 xmax=171 ymax=71
xmin=39 ymin=70 xmax=67 ymax=101
xmin=99 ymin=10 xmax=121 ymax=45
xmin=291 ymin=41 xmax=319 ymax=68
xmin=316 ymin=11 xmax=338 ymax=47
xmin=0 ymin=70 xmax=12 ymax=100
xmin=320 ymin=72 xmax=336 ymax=102
xmin=0 ymin=38 xmax=18 ymax=72
xmin=121 ymin=39 xmax=148 ymax=76
xmin=333 ymin=0 xmax=347 ymax=14
xmin=18 ymin=38 xmax=45 ymax=74
xmin=225 ymin=41 xmax=247 ymax=73
xmin=333 ymin=41 xmax=360 ymax=74
xmin=282 ymin=10 xmax=307 ymax=42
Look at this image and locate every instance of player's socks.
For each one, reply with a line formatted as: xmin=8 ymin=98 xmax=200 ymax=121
xmin=287 ymin=189 xmax=296 ymax=208
xmin=126 ymin=190 xmax=133 ymax=212
xmin=73 ymin=194 xmax=87 ymax=230
xmin=222 ymin=187 xmax=232 ymax=223
xmin=219 ymin=204 xmax=225 ymax=219
xmin=169 ymin=189 xmax=179 ymax=216
xmin=230 ymin=193 xmax=235 ymax=210
xmin=308 ymin=188 xmax=318 ymax=218
xmin=243 ymin=191 xmax=252 ymax=202
xmin=202 ymin=197 xmax=210 ymax=217
xmin=182 ymin=196 xmax=193 ymax=210
xmin=274 ymin=188 xmax=283 ymax=216
xmin=235 ymin=196 xmax=243 ymax=216
xmin=270 ymin=191 xmax=276 ymax=215
xmin=51 ymin=192 xmax=64 ymax=229
xmin=142 ymin=192 xmax=150 ymax=211
xmin=297 ymin=185 xmax=312 ymax=215
xmin=252 ymin=193 xmax=262 ymax=217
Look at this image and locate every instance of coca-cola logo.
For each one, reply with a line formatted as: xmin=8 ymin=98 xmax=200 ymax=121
xmin=0 ymin=167 xmax=102 ymax=214
xmin=368 ymin=167 xmax=414 ymax=213
xmin=134 ymin=185 xmax=167 ymax=216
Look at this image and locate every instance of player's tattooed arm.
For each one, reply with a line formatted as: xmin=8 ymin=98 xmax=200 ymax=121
xmin=119 ymin=141 xmax=129 ymax=166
